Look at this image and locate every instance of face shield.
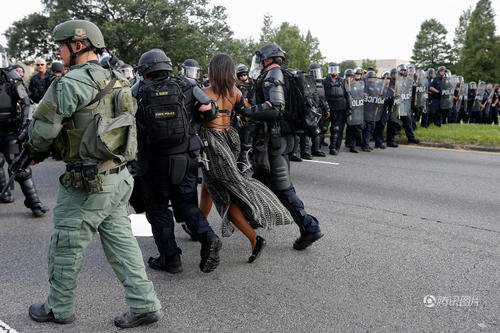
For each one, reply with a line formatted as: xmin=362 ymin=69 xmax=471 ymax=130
xmin=121 ymin=67 xmax=134 ymax=79
xmin=310 ymin=67 xmax=322 ymax=80
xmin=249 ymin=55 xmax=261 ymax=80
xmin=0 ymin=52 xmax=9 ymax=68
xmin=184 ymin=66 xmax=200 ymax=80
xmin=327 ymin=64 xmax=340 ymax=75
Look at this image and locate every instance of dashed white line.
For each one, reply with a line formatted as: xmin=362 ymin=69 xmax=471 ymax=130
xmin=0 ymin=320 xmax=18 ymax=333
xmin=302 ymin=160 xmax=340 ymax=166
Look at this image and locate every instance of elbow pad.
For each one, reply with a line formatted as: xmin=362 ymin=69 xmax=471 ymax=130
xmin=264 ymin=67 xmax=285 ymax=111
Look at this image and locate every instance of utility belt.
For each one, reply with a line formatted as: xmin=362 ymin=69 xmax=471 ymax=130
xmin=61 ymin=159 xmax=126 ymax=194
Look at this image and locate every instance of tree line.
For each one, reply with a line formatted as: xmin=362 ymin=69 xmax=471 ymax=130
xmin=411 ymin=0 xmax=499 ymax=82
xmin=4 ymin=0 xmax=499 ymax=82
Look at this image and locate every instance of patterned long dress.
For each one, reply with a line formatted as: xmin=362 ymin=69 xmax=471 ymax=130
xmin=200 ymin=125 xmax=293 ymax=237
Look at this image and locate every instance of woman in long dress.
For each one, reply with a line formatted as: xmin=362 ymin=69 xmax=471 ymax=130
xmin=199 ymin=53 xmax=293 ymax=263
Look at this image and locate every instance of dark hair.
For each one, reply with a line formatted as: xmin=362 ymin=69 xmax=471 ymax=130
xmin=208 ymin=53 xmax=235 ymax=101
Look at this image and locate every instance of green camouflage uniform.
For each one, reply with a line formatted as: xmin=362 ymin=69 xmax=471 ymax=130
xmin=28 ymin=61 xmax=161 ymax=320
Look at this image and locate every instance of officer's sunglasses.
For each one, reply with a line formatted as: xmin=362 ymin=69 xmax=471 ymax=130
xmin=36 ymin=64 xmax=46 ymax=66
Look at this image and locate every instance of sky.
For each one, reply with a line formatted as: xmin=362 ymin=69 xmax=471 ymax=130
xmin=1 ymin=0 xmax=499 ymax=62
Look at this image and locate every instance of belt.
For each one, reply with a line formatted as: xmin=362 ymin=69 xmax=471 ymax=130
xmin=101 ymin=165 xmax=126 ymax=175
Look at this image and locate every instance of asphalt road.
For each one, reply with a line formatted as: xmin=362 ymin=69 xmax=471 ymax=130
xmin=0 ymin=145 xmax=499 ymax=333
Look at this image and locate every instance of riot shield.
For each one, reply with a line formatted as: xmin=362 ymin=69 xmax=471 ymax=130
xmin=472 ymin=81 xmax=486 ymax=112
xmin=455 ymin=81 xmax=468 ymax=110
xmin=483 ymin=87 xmax=495 ymax=120
xmin=414 ymin=69 xmax=428 ymax=109
xmin=347 ymin=79 xmax=364 ymax=125
xmin=394 ymin=75 xmax=412 ymax=117
xmin=249 ymin=55 xmax=261 ymax=80
xmin=440 ymin=75 xmax=457 ymax=109
xmin=364 ymin=78 xmax=387 ymax=122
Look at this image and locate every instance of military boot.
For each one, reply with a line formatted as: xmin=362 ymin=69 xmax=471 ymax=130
xmin=148 ymin=253 xmax=183 ymax=274
xmin=29 ymin=303 xmax=74 ymax=324
xmin=199 ymin=231 xmax=222 ymax=273
xmin=114 ymin=310 xmax=162 ymax=328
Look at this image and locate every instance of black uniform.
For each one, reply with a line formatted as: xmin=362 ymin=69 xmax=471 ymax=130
xmin=236 ymin=80 xmax=257 ymax=173
xmin=0 ymin=67 xmax=48 ymax=216
xmin=133 ymin=71 xmax=221 ymax=273
xmin=429 ymin=76 xmax=444 ymax=126
xmin=323 ymin=76 xmax=349 ymax=153
xmin=247 ymin=65 xmax=322 ymax=249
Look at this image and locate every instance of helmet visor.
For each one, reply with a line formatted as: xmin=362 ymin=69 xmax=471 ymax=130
xmin=0 ymin=53 xmax=8 ymax=68
xmin=184 ymin=66 xmax=200 ymax=80
xmin=121 ymin=67 xmax=133 ymax=79
xmin=310 ymin=67 xmax=322 ymax=80
xmin=327 ymin=65 xmax=340 ymax=74
xmin=250 ymin=55 xmax=261 ymax=79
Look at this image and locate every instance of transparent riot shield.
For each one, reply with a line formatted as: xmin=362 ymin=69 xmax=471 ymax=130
xmin=472 ymin=81 xmax=486 ymax=112
xmin=347 ymin=79 xmax=364 ymax=125
xmin=364 ymin=78 xmax=387 ymax=122
xmin=414 ymin=69 xmax=428 ymax=109
xmin=440 ymin=74 xmax=458 ymax=109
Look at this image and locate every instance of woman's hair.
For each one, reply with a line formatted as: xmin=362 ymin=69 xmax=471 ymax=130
xmin=208 ymin=53 xmax=235 ymax=101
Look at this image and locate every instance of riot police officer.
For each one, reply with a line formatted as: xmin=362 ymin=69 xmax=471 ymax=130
xmin=428 ymin=66 xmax=446 ymax=126
xmin=246 ymin=43 xmax=323 ymax=250
xmin=133 ymin=49 xmax=222 ymax=275
xmin=323 ymin=62 xmax=349 ymax=155
xmin=235 ymin=63 xmax=256 ymax=173
xmin=27 ymin=19 xmax=161 ymax=328
xmin=0 ymin=46 xmax=48 ymax=217
xmin=308 ymin=63 xmax=329 ymax=157
xmin=386 ymin=65 xmax=419 ymax=146
xmin=345 ymin=68 xmax=364 ymax=153
xmin=120 ymin=63 xmax=137 ymax=85
xmin=421 ymin=68 xmax=435 ymax=128
xmin=181 ymin=58 xmax=201 ymax=81
xmin=373 ymin=71 xmax=391 ymax=149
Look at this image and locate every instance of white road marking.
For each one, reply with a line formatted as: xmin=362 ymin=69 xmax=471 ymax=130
xmin=129 ymin=214 xmax=153 ymax=237
xmin=0 ymin=319 xmax=18 ymax=333
xmin=303 ymin=159 xmax=340 ymax=166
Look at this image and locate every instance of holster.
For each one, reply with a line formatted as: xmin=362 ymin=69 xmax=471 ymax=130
xmin=168 ymin=154 xmax=189 ymax=185
xmin=61 ymin=160 xmax=103 ymax=194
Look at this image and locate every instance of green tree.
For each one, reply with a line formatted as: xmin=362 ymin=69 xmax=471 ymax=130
xmin=339 ymin=60 xmax=357 ymax=76
xmin=257 ymin=16 xmax=324 ymax=71
xmin=461 ymin=0 xmax=499 ymax=82
xmin=5 ymin=0 xmax=235 ymax=68
xmin=411 ymin=18 xmax=452 ymax=69
xmin=361 ymin=59 xmax=377 ymax=72
xmin=304 ymin=30 xmax=324 ymax=66
xmin=451 ymin=7 xmax=472 ymax=74
xmin=259 ymin=13 xmax=277 ymax=45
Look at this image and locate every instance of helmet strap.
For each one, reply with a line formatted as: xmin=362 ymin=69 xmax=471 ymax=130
xmin=65 ymin=40 xmax=92 ymax=66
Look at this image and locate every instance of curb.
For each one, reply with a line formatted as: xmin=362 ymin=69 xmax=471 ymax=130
xmin=396 ymin=141 xmax=500 ymax=153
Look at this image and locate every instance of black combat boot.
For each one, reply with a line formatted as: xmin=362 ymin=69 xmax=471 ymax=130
xmin=0 ymin=159 xmax=14 ymax=203
xmin=148 ymin=253 xmax=183 ymax=273
xmin=114 ymin=310 xmax=162 ymax=328
xmin=29 ymin=303 xmax=74 ymax=324
xmin=293 ymin=230 xmax=324 ymax=250
xmin=199 ymin=231 xmax=222 ymax=273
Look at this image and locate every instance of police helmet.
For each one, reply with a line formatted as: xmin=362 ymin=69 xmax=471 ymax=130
xmin=137 ymin=48 xmax=173 ymax=76
xmin=344 ymin=69 xmax=354 ymax=77
xmin=390 ymin=68 xmax=397 ymax=79
xmin=308 ymin=63 xmax=322 ymax=80
xmin=381 ymin=71 xmax=389 ymax=80
xmin=366 ymin=71 xmax=377 ymax=79
xmin=182 ymin=58 xmax=201 ymax=80
xmin=437 ymin=66 xmax=446 ymax=73
xmin=51 ymin=62 xmax=64 ymax=73
xmin=236 ymin=63 xmax=249 ymax=75
xmin=397 ymin=64 xmax=407 ymax=72
xmin=469 ymin=82 xmax=477 ymax=89
xmin=354 ymin=67 xmax=363 ymax=75
xmin=327 ymin=62 xmax=340 ymax=75
xmin=53 ymin=20 xmax=105 ymax=49
xmin=457 ymin=76 xmax=464 ymax=83
xmin=256 ymin=43 xmax=286 ymax=63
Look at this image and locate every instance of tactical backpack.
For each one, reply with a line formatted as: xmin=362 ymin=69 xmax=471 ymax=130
xmin=282 ymin=68 xmax=322 ymax=131
xmin=138 ymin=77 xmax=193 ymax=149
xmin=0 ymin=70 xmax=16 ymax=121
